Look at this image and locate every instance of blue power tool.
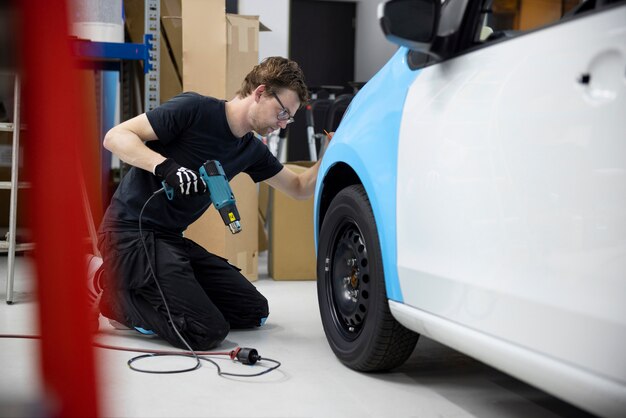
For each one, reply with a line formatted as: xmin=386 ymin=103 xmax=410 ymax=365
xmin=161 ymin=160 xmax=242 ymax=234
xmin=199 ymin=160 xmax=241 ymax=234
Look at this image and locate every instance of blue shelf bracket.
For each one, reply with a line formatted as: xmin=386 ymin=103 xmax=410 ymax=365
xmin=70 ymin=36 xmax=154 ymax=73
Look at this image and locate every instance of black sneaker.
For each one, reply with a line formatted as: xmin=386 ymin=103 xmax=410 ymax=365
xmin=85 ymin=255 xmax=103 ymax=331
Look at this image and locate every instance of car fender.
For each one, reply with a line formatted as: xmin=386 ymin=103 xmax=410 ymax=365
xmin=315 ymin=47 xmax=420 ymax=303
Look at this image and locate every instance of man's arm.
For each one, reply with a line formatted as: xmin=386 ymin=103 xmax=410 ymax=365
xmin=264 ymin=131 xmax=332 ymax=199
xmin=264 ymin=159 xmax=321 ymax=200
xmin=103 ymin=113 xmax=166 ymax=173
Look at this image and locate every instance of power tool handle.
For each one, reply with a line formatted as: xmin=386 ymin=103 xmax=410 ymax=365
xmin=162 ymin=181 xmax=174 ymax=200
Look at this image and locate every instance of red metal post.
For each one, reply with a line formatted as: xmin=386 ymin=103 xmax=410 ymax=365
xmin=18 ymin=1 xmax=101 ymax=416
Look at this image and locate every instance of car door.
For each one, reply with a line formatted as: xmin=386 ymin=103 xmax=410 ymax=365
xmin=396 ymin=0 xmax=626 ymax=384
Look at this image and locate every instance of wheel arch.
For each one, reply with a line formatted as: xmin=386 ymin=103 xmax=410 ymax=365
xmin=315 ymin=159 xmax=404 ymax=304
xmin=317 ymin=162 xmax=362 ymax=235
xmin=313 ymin=47 xmax=418 ymax=305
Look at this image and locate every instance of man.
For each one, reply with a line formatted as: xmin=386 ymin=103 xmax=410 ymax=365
xmin=88 ymin=57 xmax=320 ymax=350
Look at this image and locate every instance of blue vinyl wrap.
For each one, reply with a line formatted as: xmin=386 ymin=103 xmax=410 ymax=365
xmin=314 ymin=48 xmax=419 ymax=303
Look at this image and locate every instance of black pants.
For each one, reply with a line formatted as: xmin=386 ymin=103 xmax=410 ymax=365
xmin=97 ymin=229 xmax=269 ymax=350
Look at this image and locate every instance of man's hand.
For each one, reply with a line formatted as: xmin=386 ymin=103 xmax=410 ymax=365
xmin=154 ymin=158 xmax=207 ymax=197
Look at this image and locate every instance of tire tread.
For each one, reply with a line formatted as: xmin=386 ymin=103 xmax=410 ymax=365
xmin=319 ymin=185 xmax=418 ymax=372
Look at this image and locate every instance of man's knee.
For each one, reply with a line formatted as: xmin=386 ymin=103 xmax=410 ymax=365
xmin=229 ymin=293 xmax=269 ymax=329
xmin=186 ymin=317 xmax=230 ymax=351
xmin=258 ymin=295 xmax=269 ymax=323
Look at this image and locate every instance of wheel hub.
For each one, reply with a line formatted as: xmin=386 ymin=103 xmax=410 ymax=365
xmin=328 ymin=223 xmax=371 ymax=338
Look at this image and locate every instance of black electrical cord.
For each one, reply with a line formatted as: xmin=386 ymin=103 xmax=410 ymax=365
xmin=0 ymin=334 xmax=281 ymax=377
xmin=127 ymin=353 xmax=281 ymax=378
xmin=128 ymin=188 xmax=281 ymax=376
xmin=134 ymin=190 xmax=201 ymax=373
xmin=0 ymin=187 xmax=282 ymax=378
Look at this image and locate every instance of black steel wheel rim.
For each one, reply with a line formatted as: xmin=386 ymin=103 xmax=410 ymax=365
xmin=326 ymin=217 xmax=371 ymax=340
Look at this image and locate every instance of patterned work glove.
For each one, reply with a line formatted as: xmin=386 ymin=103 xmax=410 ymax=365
xmin=154 ymin=158 xmax=207 ymax=197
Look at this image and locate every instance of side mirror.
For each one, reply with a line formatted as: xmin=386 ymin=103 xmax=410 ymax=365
xmin=378 ymin=0 xmax=441 ymax=55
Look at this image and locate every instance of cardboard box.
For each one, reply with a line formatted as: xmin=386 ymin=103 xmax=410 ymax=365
xmin=159 ymin=34 xmax=183 ymax=103
xmin=122 ymin=0 xmax=144 ymax=44
xmin=259 ymin=180 xmax=270 ymax=221
xmin=182 ymin=0 xmax=264 ymax=99
xmin=258 ymin=181 xmax=270 ymax=251
xmin=180 ymin=1 xmax=268 ymax=281
xmin=268 ymin=162 xmax=317 ymax=280
xmin=184 ymin=173 xmax=259 ymax=281
xmin=258 ymin=212 xmax=268 ymax=253
xmin=518 ymin=0 xmax=562 ymax=31
xmin=161 ymin=0 xmax=183 ymax=74
xmin=225 ymin=14 xmax=261 ymax=100
xmin=125 ymin=1 xmax=267 ymax=102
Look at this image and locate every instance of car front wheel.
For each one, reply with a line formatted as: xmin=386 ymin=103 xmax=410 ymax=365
xmin=317 ymin=184 xmax=419 ymax=371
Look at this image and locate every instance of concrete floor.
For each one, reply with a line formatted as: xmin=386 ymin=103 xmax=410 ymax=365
xmin=0 ymin=252 xmax=596 ymax=418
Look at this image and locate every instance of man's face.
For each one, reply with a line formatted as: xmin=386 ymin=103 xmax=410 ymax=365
xmin=254 ymin=88 xmax=300 ymax=136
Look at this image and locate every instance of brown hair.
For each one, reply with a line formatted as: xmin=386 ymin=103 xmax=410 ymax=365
xmin=237 ymin=56 xmax=309 ymax=106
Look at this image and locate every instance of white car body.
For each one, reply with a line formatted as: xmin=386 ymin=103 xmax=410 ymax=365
xmin=315 ymin=2 xmax=626 ymax=416
xmin=395 ymin=5 xmax=626 ymax=416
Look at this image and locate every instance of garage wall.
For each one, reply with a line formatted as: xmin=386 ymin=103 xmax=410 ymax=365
xmin=239 ymin=0 xmax=290 ymax=62
xmin=350 ymin=0 xmax=398 ymax=82
xmin=239 ymin=0 xmax=398 ymax=83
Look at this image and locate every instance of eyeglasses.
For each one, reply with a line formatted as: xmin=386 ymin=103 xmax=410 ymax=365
xmin=272 ymin=92 xmax=295 ymax=124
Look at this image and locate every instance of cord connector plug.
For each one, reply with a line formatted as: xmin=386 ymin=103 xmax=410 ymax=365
xmin=230 ymin=347 xmax=261 ymax=365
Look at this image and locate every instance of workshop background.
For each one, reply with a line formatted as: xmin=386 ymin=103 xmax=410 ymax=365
xmin=0 ymin=0 xmax=398 ymax=283
xmin=0 ymin=1 xmax=603 ymax=417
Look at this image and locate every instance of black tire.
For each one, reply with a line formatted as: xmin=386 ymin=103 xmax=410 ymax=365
xmin=317 ymin=185 xmax=419 ymax=371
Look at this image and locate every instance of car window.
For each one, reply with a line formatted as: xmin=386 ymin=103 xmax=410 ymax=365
xmin=406 ymin=0 xmax=619 ymax=69
xmin=479 ymin=0 xmax=591 ymax=43
xmin=438 ymin=0 xmax=471 ymax=36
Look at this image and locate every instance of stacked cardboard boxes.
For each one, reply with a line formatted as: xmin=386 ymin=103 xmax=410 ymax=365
xmin=180 ymin=0 xmax=264 ymax=281
xmin=126 ymin=0 xmax=270 ymax=102
xmin=123 ymin=0 xmax=266 ymax=281
xmin=181 ymin=0 xmax=264 ymax=100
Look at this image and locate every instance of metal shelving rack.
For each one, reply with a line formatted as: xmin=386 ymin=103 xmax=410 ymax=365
xmin=1 ymin=74 xmax=34 ymax=304
xmin=144 ymin=0 xmax=160 ymax=112
xmin=3 ymin=0 xmax=159 ymax=304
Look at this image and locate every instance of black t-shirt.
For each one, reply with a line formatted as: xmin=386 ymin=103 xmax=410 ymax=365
xmin=100 ymin=92 xmax=283 ymax=234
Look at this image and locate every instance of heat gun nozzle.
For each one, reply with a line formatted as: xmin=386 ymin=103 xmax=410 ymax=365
xmin=228 ymin=221 xmax=242 ymax=234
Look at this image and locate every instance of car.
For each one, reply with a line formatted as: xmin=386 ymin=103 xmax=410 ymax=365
xmin=313 ymin=0 xmax=626 ymax=416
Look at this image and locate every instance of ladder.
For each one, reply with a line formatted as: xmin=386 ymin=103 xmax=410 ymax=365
xmin=1 ymin=74 xmax=101 ymax=304
xmin=0 ymin=74 xmax=33 ymax=304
